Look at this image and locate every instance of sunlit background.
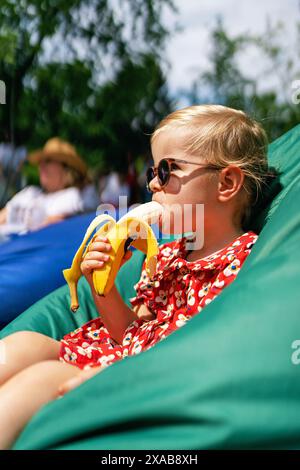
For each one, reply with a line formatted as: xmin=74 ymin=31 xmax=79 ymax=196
xmin=0 ymin=0 xmax=299 ymax=206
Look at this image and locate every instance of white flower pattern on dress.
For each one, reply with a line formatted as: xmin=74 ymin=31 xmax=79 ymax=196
xmin=76 ymin=346 xmax=93 ymax=358
xmin=161 ymin=246 xmax=173 ymax=258
xmin=98 ymin=354 xmax=116 ymax=368
xmin=155 ymin=289 xmax=168 ymax=305
xmin=224 ymin=259 xmax=241 ymax=277
xmin=198 ymin=282 xmax=211 ymax=298
xmin=187 ymin=288 xmax=196 ymax=306
xmin=131 ymin=339 xmax=144 ymax=355
xmin=122 ymin=332 xmax=133 ymax=346
xmin=175 ymin=313 xmax=190 ymax=328
xmin=214 ymin=278 xmax=225 ymax=288
xmin=87 ymin=329 xmax=101 ymax=340
xmin=63 ymin=347 xmax=78 ymax=363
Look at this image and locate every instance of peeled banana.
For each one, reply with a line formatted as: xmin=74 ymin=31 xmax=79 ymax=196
xmin=63 ymin=202 xmax=164 ymax=312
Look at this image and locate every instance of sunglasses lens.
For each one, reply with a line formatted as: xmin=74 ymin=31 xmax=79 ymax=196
xmin=146 ymin=160 xmax=170 ymax=192
xmin=158 ymin=159 xmax=170 ymax=186
xmin=146 ymin=167 xmax=155 ymax=192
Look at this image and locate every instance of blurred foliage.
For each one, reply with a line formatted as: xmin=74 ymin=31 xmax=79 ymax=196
xmin=1 ymin=2 xmax=299 ymax=186
xmin=15 ymin=53 xmax=173 ymax=172
xmin=191 ymin=18 xmax=300 ymax=142
xmin=0 ymin=26 xmax=17 ymax=65
xmin=0 ymin=0 xmax=175 ymax=172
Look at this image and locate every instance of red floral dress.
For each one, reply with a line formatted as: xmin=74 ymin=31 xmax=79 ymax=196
xmin=60 ymin=231 xmax=258 ymax=369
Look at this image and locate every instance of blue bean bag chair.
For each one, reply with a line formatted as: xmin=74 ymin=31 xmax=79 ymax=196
xmin=1 ymin=125 xmax=300 ymax=449
xmin=0 ymin=212 xmax=97 ymax=328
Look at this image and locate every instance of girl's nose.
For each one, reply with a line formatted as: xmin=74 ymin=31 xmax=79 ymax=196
xmin=149 ymin=175 xmax=162 ymax=193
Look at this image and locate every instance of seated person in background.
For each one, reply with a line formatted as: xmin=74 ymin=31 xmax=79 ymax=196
xmin=0 ymin=137 xmax=99 ymax=237
xmin=99 ymin=170 xmax=130 ymax=207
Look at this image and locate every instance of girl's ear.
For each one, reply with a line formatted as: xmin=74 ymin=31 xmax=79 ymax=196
xmin=217 ymin=166 xmax=244 ymax=203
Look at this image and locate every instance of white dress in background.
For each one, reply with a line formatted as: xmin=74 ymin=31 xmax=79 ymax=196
xmin=0 ymin=184 xmax=98 ymax=240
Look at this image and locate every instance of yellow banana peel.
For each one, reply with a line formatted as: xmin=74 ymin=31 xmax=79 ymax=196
xmin=63 ymin=202 xmax=163 ymax=312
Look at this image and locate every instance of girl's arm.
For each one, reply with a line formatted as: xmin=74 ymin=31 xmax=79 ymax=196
xmin=81 ymin=238 xmax=139 ymax=344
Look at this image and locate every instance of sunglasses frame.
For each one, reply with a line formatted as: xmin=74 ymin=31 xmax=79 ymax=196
xmin=146 ymin=158 xmax=221 ymax=193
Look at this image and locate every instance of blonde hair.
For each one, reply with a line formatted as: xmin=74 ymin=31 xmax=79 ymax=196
xmin=152 ymin=104 xmax=269 ymax=229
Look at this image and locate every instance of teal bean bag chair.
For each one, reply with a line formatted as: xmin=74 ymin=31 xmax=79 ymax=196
xmin=1 ymin=125 xmax=300 ymax=449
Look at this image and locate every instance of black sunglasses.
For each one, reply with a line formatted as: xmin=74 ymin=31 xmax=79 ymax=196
xmin=146 ymin=158 xmax=221 ymax=193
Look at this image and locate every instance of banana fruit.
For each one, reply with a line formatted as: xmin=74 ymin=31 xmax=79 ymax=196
xmin=63 ymin=201 xmax=164 ymax=312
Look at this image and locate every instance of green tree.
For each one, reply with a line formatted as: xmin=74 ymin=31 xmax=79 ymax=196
xmin=88 ymin=53 xmax=174 ymax=172
xmin=0 ymin=0 xmax=175 ymax=145
xmin=14 ymin=53 xmax=173 ymax=173
xmin=0 ymin=0 xmax=176 ymax=204
xmin=192 ymin=18 xmax=300 ymax=141
xmin=195 ymin=18 xmax=255 ymax=109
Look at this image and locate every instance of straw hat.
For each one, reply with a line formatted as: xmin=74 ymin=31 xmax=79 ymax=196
xmin=28 ymin=137 xmax=87 ymax=177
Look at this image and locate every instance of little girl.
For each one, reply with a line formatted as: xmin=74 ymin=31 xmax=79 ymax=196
xmin=0 ymin=105 xmax=269 ymax=448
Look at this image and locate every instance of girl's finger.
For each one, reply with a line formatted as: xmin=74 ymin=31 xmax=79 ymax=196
xmin=84 ymin=251 xmax=110 ymax=262
xmin=93 ymin=235 xmax=109 ymax=243
xmin=88 ymin=242 xmax=111 ymax=252
xmin=81 ymin=259 xmax=105 ymax=273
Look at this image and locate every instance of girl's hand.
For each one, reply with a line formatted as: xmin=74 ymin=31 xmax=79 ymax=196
xmin=57 ymin=366 xmax=103 ymax=397
xmin=80 ymin=235 xmax=132 ymax=290
xmin=81 ymin=235 xmax=112 ymax=287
